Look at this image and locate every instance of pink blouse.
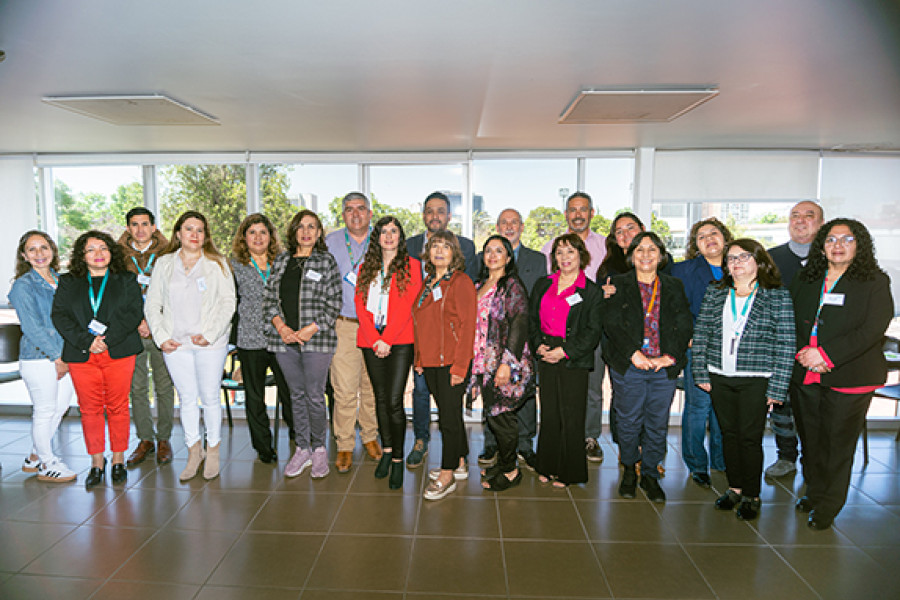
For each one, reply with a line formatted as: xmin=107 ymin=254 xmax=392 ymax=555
xmin=539 ymin=271 xmax=587 ymax=338
xmin=472 ymin=285 xmax=496 ymax=375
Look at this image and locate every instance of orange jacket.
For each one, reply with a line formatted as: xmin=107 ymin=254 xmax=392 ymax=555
xmin=412 ymin=270 xmax=476 ymax=378
xmin=355 ymin=258 xmax=422 ymax=349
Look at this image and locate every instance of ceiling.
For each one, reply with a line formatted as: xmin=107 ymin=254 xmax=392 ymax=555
xmin=1 ymin=0 xmax=899 ymax=155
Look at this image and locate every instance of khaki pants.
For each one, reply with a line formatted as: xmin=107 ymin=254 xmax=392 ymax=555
xmin=331 ymin=318 xmax=377 ymax=452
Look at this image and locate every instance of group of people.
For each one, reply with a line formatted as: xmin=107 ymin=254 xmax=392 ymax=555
xmin=8 ymin=192 xmax=893 ymax=530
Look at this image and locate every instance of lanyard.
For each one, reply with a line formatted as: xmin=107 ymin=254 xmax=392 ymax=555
xmin=131 ymin=254 xmax=155 ymax=275
xmin=643 ymin=276 xmax=659 ymax=318
xmin=88 ymin=270 xmax=110 ymax=317
xmin=250 ymin=256 xmax=270 ymax=283
xmin=729 ymin=283 xmax=758 ymax=354
xmin=812 ymin=271 xmax=841 ymax=336
xmin=345 ymin=228 xmax=371 ymax=270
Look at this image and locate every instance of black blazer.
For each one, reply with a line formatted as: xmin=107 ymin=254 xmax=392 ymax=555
xmin=51 ymin=271 xmax=144 ymax=363
xmin=406 ymin=232 xmax=479 ymax=281
xmin=790 ymin=271 xmax=893 ymax=387
xmin=602 ymin=271 xmax=693 ymax=379
xmin=528 ymin=273 xmax=603 ymax=370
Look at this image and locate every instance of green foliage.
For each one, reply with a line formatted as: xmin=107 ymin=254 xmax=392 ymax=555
xmin=522 ymin=206 xmax=566 ymax=250
xmin=260 ymin=164 xmax=297 ymax=244
xmin=55 ymin=180 xmax=143 ymax=260
xmin=590 ymin=213 xmax=611 ymax=237
xmin=756 ymin=212 xmax=786 ymax=224
xmin=650 ymin=211 xmax=673 ymax=247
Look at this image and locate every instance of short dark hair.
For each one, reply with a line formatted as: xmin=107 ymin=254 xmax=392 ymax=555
xmin=125 ymin=207 xmax=155 ymax=225
xmin=566 ymin=192 xmax=593 ymax=211
xmin=625 ymin=231 xmax=670 ymax=270
xmin=286 ymin=210 xmax=327 ymax=255
xmin=549 ymin=233 xmax=591 ymax=273
xmin=423 ymin=191 xmax=451 ymax=214
xmin=68 ymin=230 xmax=128 ymax=277
xmin=718 ymin=238 xmax=782 ymax=290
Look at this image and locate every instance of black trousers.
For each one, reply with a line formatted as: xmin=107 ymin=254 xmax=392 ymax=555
xmin=237 ymin=348 xmax=294 ymax=453
xmin=536 ymin=359 xmax=588 ymax=485
xmin=709 ymin=374 xmax=769 ymax=498
xmin=792 ymin=383 xmax=872 ymax=519
xmin=484 ymin=385 xmax=519 ymax=473
xmin=424 ymin=365 xmax=470 ymax=471
xmin=482 ymin=385 xmax=537 ymax=454
xmin=362 ymin=344 xmax=413 ymax=458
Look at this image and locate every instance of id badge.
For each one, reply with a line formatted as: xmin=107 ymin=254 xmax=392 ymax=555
xmin=344 ymin=271 xmax=357 ymax=286
xmin=432 ymin=286 xmax=443 ymax=301
xmin=823 ymin=293 xmax=844 ymax=306
xmin=196 ymin=277 xmax=207 ymax=292
xmin=88 ymin=319 xmax=108 ymax=336
xmin=136 ymin=273 xmax=151 ymax=286
xmin=306 ymin=270 xmax=322 ymax=282
xmin=566 ymin=292 xmax=583 ymax=306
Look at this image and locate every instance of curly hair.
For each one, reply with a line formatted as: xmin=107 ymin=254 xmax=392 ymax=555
xmin=625 ymin=231 xmax=670 ymax=271
xmin=357 ymin=216 xmax=412 ymax=298
xmin=422 ymin=230 xmax=466 ymax=278
xmin=231 ymin=213 xmax=281 ymax=265
xmin=684 ymin=217 xmax=733 ymax=260
xmin=718 ymin=238 xmax=782 ymax=290
xmin=801 ymin=218 xmax=884 ymax=282
xmin=68 ymin=230 xmax=128 ymax=277
xmin=14 ymin=230 xmax=60 ymax=279
xmin=286 ymin=210 xmax=327 ymax=255
xmin=549 ymin=233 xmax=591 ymax=273
xmin=161 ymin=211 xmax=228 ymax=273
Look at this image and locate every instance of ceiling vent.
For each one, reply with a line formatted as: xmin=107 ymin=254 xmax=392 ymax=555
xmin=559 ymin=87 xmax=719 ymax=124
xmin=41 ymin=94 xmax=219 ymax=126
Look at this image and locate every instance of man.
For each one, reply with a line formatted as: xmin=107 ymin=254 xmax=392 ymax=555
xmin=765 ymin=200 xmax=825 ymax=478
xmin=477 ymin=208 xmax=546 ymax=470
xmin=325 ymin=192 xmax=382 ymax=473
xmin=119 ymin=207 xmax=175 ymax=467
xmin=405 ymin=191 xmax=478 ymax=467
xmin=541 ymin=192 xmax=607 ymax=462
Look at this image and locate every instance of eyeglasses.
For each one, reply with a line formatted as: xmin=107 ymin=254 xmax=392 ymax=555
xmin=726 ymin=252 xmax=753 ymax=265
xmin=824 ymin=235 xmax=855 ymax=246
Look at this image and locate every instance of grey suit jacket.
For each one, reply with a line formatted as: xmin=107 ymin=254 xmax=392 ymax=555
xmin=407 ymin=232 xmax=479 ymax=281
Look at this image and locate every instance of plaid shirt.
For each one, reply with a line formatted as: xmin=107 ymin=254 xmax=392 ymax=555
xmin=263 ymin=249 xmax=341 ymax=354
xmin=692 ymin=285 xmax=796 ymax=402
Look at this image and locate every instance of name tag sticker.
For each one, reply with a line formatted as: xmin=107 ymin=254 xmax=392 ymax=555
xmin=136 ymin=273 xmax=151 ymax=286
xmin=196 ymin=277 xmax=207 ymax=292
xmin=88 ymin=320 xmax=107 ymax=336
xmin=823 ymin=293 xmax=845 ymax=306
xmin=566 ymin=293 xmax=583 ymax=306
xmin=432 ymin=286 xmax=443 ymax=301
xmin=306 ymin=270 xmax=322 ymax=282
xmin=344 ymin=272 xmax=357 ymax=286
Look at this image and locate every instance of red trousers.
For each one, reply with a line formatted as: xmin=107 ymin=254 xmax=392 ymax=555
xmin=68 ymin=352 xmax=136 ymax=455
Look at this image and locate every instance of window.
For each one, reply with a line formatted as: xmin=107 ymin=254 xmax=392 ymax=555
xmin=368 ymin=164 xmax=465 ymax=240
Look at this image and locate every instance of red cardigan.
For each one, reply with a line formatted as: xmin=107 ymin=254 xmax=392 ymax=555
xmin=355 ymin=257 xmax=423 ymax=349
xmin=412 ymin=270 xmax=477 ymax=378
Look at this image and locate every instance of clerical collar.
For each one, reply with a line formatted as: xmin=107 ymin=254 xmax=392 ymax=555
xmin=788 ymin=239 xmax=811 ymax=259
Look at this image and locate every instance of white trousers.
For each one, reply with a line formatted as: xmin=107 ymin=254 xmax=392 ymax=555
xmin=20 ymin=359 xmax=76 ymax=463
xmin=163 ymin=345 xmax=228 ymax=448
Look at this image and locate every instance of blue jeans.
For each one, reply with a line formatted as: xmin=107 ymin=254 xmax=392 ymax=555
xmin=411 ymin=370 xmax=432 ymax=443
xmin=681 ymin=349 xmax=726 ymax=473
xmin=610 ymin=365 xmax=677 ymax=479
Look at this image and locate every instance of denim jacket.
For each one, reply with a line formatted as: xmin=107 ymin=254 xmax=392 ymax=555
xmin=8 ymin=269 xmax=63 ymax=361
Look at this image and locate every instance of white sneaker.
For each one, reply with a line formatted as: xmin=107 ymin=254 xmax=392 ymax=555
xmin=37 ymin=458 xmax=77 ymax=483
xmin=22 ymin=456 xmax=40 ymax=473
xmin=765 ymin=459 xmax=797 ymax=478
xmin=428 ymin=461 xmax=469 ymax=481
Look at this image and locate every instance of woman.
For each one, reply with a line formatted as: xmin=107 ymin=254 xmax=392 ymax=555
xmin=145 ymin=211 xmax=236 ymax=482
xmin=355 ymin=216 xmax=422 ymax=490
xmin=692 ymin=239 xmax=795 ymax=520
xmin=263 ymin=210 xmax=341 ymax=480
xmin=8 ymin=231 xmax=77 ymax=482
xmin=413 ymin=230 xmax=476 ymax=501
xmin=471 ymin=235 xmax=534 ymax=492
xmin=230 ymin=213 xmax=294 ymax=464
xmin=528 ymin=233 xmax=602 ymax=488
xmin=671 ymin=217 xmax=734 ymax=488
xmin=603 ymin=232 xmax=692 ymax=502
xmin=51 ymin=231 xmax=143 ymax=489
xmin=790 ymin=218 xmax=893 ymax=530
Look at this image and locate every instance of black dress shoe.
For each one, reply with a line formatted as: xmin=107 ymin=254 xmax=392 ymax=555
xmin=388 ymin=460 xmax=404 ymax=490
xmin=639 ymin=474 xmax=666 ymax=503
xmin=618 ymin=466 xmax=637 ymax=499
xmin=85 ymin=459 xmax=107 ymax=490
xmin=258 ymin=449 xmax=277 ymax=464
xmin=111 ymin=463 xmax=127 ymax=485
xmin=795 ymin=496 xmax=815 ymax=513
xmin=736 ymin=497 xmax=761 ymax=521
xmin=808 ymin=510 xmax=834 ymax=530
xmin=690 ymin=472 xmax=712 ymax=488
xmin=375 ymin=452 xmax=392 ymax=479
xmin=715 ymin=489 xmax=741 ymax=510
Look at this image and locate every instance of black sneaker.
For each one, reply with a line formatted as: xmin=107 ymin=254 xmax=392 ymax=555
xmin=639 ymin=475 xmax=666 ymax=503
xmin=715 ymin=489 xmax=741 ymax=511
xmin=477 ymin=446 xmax=498 ymax=467
xmin=619 ymin=466 xmax=637 ymax=498
xmin=690 ymin=472 xmax=712 ymax=488
xmin=585 ymin=438 xmax=604 ymax=463
xmin=736 ymin=497 xmax=761 ymax=521
xmin=517 ymin=450 xmax=538 ymax=472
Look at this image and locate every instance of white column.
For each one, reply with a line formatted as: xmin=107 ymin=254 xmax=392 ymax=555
xmin=1 ymin=156 xmax=40 ymax=303
xmin=633 ymin=147 xmax=655 ymax=224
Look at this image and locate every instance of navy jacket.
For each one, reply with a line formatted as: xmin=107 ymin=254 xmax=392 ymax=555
xmin=670 ymin=256 xmax=722 ymax=321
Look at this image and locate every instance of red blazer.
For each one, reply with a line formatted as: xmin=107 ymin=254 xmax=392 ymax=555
xmin=355 ymin=257 xmax=423 ymax=349
xmin=412 ymin=270 xmax=477 ymax=378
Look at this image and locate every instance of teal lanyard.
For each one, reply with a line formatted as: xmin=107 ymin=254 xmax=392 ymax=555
xmin=728 ymin=283 xmax=758 ymax=354
xmin=88 ymin=270 xmax=110 ymax=317
xmin=250 ymin=256 xmax=271 ymax=283
xmin=131 ymin=254 xmax=155 ymax=275
xmin=812 ymin=271 xmax=841 ymax=337
xmin=344 ymin=228 xmax=371 ymax=270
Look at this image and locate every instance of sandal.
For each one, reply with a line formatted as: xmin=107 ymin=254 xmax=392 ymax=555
xmin=482 ymin=470 xmax=522 ymax=492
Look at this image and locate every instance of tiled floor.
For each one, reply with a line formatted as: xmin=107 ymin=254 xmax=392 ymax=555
xmin=1 ymin=415 xmax=899 ymax=599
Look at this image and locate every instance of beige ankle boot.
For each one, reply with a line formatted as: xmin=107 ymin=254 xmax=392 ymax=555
xmin=180 ymin=442 xmax=205 ymax=482
xmin=203 ymin=443 xmax=220 ymax=480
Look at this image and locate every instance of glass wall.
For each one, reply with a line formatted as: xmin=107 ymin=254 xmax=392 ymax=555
xmin=369 ymin=164 xmax=465 ymax=240
xmin=279 ymin=164 xmax=358 ymax=232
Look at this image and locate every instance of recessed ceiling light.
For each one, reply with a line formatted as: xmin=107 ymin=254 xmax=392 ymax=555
xmin=42 ymin=94 xmax=219 ymax=126
xmin=559 ymin=87 xmax=719 ymax=124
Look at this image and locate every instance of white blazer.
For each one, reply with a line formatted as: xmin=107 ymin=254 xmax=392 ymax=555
xmin=145 ymin=251 xmax=236 ymax=346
